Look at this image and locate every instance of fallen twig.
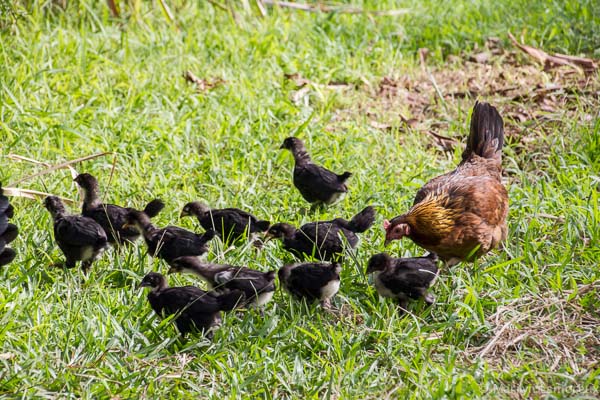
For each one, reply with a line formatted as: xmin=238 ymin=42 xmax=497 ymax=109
xmin=255 ymin=0 xmax=267 ymax=17
xmin=508 ymin=32 xmax=598 ymax=74
xmin=262 ymin=0 xmax=410 ymax=16
xmin=2 ymin=187 xmax=76 ymax=204
xmin=8 ymin=152 xmax=112 ymax=187
xmin=426 ymin=130 xmax=458 ymax=151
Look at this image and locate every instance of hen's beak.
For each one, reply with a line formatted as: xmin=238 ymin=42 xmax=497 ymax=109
xmin=279 ymin=144 xmax=285 ymax=150
xmin=263 ymin=232 xmax=274 ymax=243
xmin=167 ymin=267 xmax=176 ymax=275
xmin=180 ymin=210 xmax=189 ymax=218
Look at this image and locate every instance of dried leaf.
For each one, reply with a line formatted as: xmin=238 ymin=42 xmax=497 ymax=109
xmin=291 ymin=86 xmax=311 ymax=105
xmin=183 ymin=71 xmax=225 ymax=92
xmin=284 ymin=72 xmax=310 ymax=88
xmin=469 ymin=52 xmax=491 ymax=64
xmin=369 ymin=120 xmax=392 ymax=131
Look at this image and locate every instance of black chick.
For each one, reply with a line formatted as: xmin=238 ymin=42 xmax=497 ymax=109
xmin=74 ymin=173 xmax=164 ymax=246
xmin=139 ymin=272 xmax=244 ymax=337
xmin=278 ymin=262 xmax=342 ymax=308
xmin=280 ymin=137 xmax=351 ymax=207
xmin=168 ymin=256 xmax=276 ymax=309
xmin=366 ymin=252 xmax=439 ymax=312
xmin=0 ymin=184 xmax=18 ymax=267
xmin=124 ymin=207 xmax=216 ymax=263
xmin=43 ymin=196 xmax=108 ymax=273
xmin=180 ymin=201 xmax=270 ymax=243
xmin=266 ymin=206 xmax=376 ymax=261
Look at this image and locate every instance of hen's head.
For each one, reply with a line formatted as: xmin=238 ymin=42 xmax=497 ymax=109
xmin=383 ymin=218 xmax=411 ymax=246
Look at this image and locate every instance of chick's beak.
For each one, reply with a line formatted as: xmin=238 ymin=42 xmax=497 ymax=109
xmin=167 ymin=267 xmax=176 ymax=274
xmin=180 ymin=210 xmax=189 ymax=218
xmin=384 ymin=238 xmax=392 ymax=247
xmin=279 ymin=144 xmax=285 ymax=150
xmin=122 ymin=222 xmax=132 ymax=229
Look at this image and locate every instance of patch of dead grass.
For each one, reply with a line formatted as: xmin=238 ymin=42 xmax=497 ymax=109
xmin=468 ymin=281 xmax=600 ymax=376
xmin=306 ymin=38 xmax=600 ymax=157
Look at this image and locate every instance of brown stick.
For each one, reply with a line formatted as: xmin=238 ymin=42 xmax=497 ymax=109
xmin=262 ymin=0 xmax=410 ymax=15
xmin=8 ymin=152 xmax=112 ymax=187
xmin=508 ymin=32 xmax=598 ymax=73
xmin=3 ymin=187 xmax=76 ymax=204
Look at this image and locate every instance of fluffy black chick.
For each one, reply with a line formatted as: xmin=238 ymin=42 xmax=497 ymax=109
xmin=366 ymin=252 xmax=439 ymax=312
xmin=266 ymin=206 xmax=376 ymax=261
xmin=168 ymin=256 xmax=276 ymax=309
xmin=43 ymin=196 xmax=108 ymax=273
xmin=124 ymin=207 xmax=216 ymax=263
xmin=0 ymin=185 xmax=18 ymax=267
xmin=280 ymin=137 xmax=352 ymax=207
xmin=278 ymin=262 xmax=342 ymax=308
xmin=180 ymin=201 xmax=270 ymax=243
xmin=74 ymin=173 xmax=164 ymax=246
xmin=139 ymin=272 xmax=244 ymax=338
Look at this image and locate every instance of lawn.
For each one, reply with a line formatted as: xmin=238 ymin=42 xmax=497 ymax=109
xmin=1 ymin=0 xmax=599 ymax=398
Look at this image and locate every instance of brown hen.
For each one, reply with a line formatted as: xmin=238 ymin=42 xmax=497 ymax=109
xmin=384 ymin=102 xmax=508 ymax=265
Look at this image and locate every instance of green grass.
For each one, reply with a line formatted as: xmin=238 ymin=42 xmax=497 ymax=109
xmin=1 ymin=0 xmax=599 ymax=398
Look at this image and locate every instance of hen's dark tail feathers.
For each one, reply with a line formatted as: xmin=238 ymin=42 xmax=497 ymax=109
xmin=348 ymin=206 xmax=376 ymax=233
xmin=143 ymin=199 xmax=165 ymax=219
xmin=462 ymin=102 xmax=504 ymax=162
xmin=217 ymin=290 xmax=246 ymax=311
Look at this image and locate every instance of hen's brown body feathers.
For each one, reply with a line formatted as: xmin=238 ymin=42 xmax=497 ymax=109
xmin=385 ymin=102 xmax=508 ymax=263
